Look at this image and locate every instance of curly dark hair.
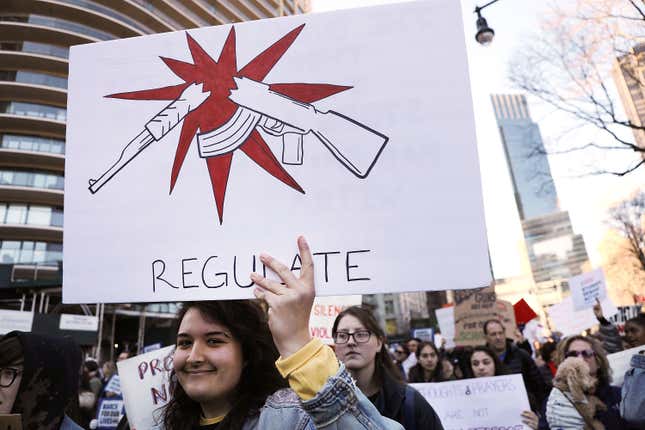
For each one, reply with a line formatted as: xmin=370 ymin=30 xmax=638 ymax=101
xmin=332 ymin=306 xmax=403 ymax=385
xmin=161 ymin=300 xmax=287 ymax=430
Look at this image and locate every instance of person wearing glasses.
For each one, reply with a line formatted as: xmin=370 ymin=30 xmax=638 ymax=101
xmin=0 ymin=331 xmax=84 ymax=429
xmin=537 ymin=335 xmax=626 ymax=430
xmin=332 ymin=306 xmax=444 ymax=430
xmin=392 ymin=344 xmax=410 ymax=380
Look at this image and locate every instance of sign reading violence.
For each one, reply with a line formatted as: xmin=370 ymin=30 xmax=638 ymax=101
xmin=412 ymin=374 xmax=532 ymax=430
xmin=63 ymin=0 xmax=490 ymax=304
xmin=117 ymin=346 xmax=174 ymax=430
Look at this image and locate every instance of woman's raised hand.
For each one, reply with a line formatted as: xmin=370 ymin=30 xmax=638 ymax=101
xmin=251 ymin=236 xmax=315 ymax=358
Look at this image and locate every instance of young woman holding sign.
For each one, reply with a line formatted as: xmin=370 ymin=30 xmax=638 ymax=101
xmin=468 ymin=345 xmax=539 ymax=429
xmin=331 ymin=306 xmax=444 ymax=430
xmin=162 ymin=236 xmax=405 ymax=430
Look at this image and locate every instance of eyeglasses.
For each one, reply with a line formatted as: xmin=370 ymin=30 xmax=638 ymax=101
xmin=394 ymin=349 xmax=405 ymax=354
xmin=0 ymin=367 xmax=21 ymax=388
xmin=333 ymin=330 xmax=371 ymax=344
xmin=565 ymin=349 xmax=595 ymax=359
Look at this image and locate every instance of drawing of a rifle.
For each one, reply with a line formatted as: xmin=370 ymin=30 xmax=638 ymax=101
xmin=88 ymin=83 xmax=209 ymax=194
xmin=196 ymin=77 xmax=388 ymax=178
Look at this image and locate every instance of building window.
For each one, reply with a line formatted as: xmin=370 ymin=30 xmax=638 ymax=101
xmin=0 ymin=240 xmax=62 ymax=265
xmin=0 ymin=102 xmax=66 ymax=122
xmin=384 ymin=299 xmax=395 ymax=315
xmin=0 ymin=170 xmax=64 ymax=190
xmin=0 ymin=70 xmax=68 ymax=89
xmin=1 ymin=134 xmax=65 ymax=154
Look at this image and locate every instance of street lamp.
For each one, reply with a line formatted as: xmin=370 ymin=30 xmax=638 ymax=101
xmin=474 ymin=0 xmax=501 ymax=46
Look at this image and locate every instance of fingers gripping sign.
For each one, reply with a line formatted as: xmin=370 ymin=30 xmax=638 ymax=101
xmin=251 ymin=236 xmax=315 ymax=358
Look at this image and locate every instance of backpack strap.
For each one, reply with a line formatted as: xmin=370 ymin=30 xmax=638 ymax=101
xmin=403 ymin=385 xmax=417 ymax=430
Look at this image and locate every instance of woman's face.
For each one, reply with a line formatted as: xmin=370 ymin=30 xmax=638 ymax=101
xmin=471 ymin=351 xmax=495 ymax=378
xmin=334 ymin=315 xmax=382 ymax=372
xmin=441 ymin=359 xmax=454 ymax=378
xmin=566 ymin=340 xmax=598 ymax=377
xmin=0 ymin=364 xmax=23 ymax=413
xmin=418 ymin=345 xmax=438 ymax=372
xmin=174 ymin=308 xmax=244 ymax=410
xmin=624 ymin=321 xmax=645 ymax=348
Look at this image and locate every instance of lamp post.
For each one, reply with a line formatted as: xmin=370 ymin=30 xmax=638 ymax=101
xmin=474 ymin=0 xmax=501 ymax=45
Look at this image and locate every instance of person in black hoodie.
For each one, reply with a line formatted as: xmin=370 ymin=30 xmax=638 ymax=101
xmin=332 ymin=306 xmax=444 ymax=430
xmin=0 ymin=331 xmax=84 ymax=430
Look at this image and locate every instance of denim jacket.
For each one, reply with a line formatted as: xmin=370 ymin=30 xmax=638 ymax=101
xmin=242 ymin=364 xmax=404 ymax=429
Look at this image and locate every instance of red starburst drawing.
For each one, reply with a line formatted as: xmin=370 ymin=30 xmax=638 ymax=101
xmin=89 ymin=25 xmax=388 ymax=224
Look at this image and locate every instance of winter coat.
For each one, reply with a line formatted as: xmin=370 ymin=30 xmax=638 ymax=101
xmin=371 ymin=371 xmax=444 ymax=430
xmin=2 ymin=330 xmax=84 ymax=430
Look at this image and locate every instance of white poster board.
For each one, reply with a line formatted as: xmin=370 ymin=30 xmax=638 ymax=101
xmin=309 ymin=295 xmax=361 ymax=344
xmin=607 ymin=346 xmax=645 ymax=386
xmin=63 ymin=0 xmax=490 ymax=304
xmin=547 ymin=296 xmax=617 ymax=336
xmin=117 ymin=346 xmax=174 ymax=430
xmin=435 ymin=307 xmax=455 ymax=348
xmin=570 ymin=268 xmax=607 ymax=311
xmin=59 ymin=314 xmax=99 ymax=331
xmin=412 ymin=374 xmax=531 ymax=430
xmin=96 ymin=399 xmax=125 ymax=429
xmin=0 ymin=310 xmax=34 ymax=335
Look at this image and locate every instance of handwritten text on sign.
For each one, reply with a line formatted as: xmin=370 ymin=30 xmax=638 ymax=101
xmin=117 ymin=346 xmax=174 ymax=430
xmin=570 ymin=268 xmax=607 ymax=311
xmin=411 ymin=374 xmax=531 ymax=430
xmin=309 ymin=295 xmax=362 ymax=344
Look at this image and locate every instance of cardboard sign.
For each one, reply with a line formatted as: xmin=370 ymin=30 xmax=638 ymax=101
xmin=117 ymin=346 xmax=174 ymax=430
xmin=0 ymin=310 xmax=34 ymax=335
xmin=570 ymin=268 xmax=607 ymax=311
xmin=0 ymin=415 xmax=22 ymax=430
xmin=435 ymin=306 xmax=455 ymax=348
xmin=607 ymin=346 xmax=645 ymax=386
xmin=63 ymin=0 xmax=490 ymax=304
xmin=412 ymin=374 xmax=531 ymax=430
xmin=309 ymin=295 xmax=361 ymax=344
xmin=59 ymin=314 xmax=99 ymax=331
xmin=454 ymin=287 xmax=519 ymax=346
xmin=547 ymin=296 xmax=618 ymax=336
xmin=96 ymin=399 xmax=125 ymax=429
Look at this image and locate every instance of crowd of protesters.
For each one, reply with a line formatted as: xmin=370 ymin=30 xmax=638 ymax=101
xmin=0 ymin=237 xmax=644 ymax=429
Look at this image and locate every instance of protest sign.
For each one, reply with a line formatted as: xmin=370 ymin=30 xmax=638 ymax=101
xmin=59 ymin=314 xmax=98 ymax=331
xmin=117 ymin=346 xmax=174 ymax=430
xmin=63 ymin=0 xmax=490 ymax=304
xmin=570 ymin=268 xmax=607 ymax=311
xmin=0 ymin=310 xmax=33 ymax=335
xmin=435 ymin=306 xmax=455 ymax=348
xmin=607 ymin=346 xmax=645 ymax=386
xmin=413 ymin=328 xmax=434 ymax=342
xmin=309 ymin=295 xmax=361 ymax=344
xmin=103 ymin=374 xmax=121 ymax=396
xmin=96 ymin=399 xmax=125 ymax=430
xmin=412 ymin=374 xmax=531 ymax=430
xmin=453 ymin=287 xmax=519 ymax=346
xmin=514 ymin=298 xmax=538 ymax=325
xmin=547 ymin=296 xmax=618 ymax=336
xmin=0 ymin=415 xmax=22 ymax=430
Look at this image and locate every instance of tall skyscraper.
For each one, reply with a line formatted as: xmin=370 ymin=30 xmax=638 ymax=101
xmin=613 ymin=43 xmax=645 ymax=157
xmin=491 ymin=94 xmax=590 ymax=287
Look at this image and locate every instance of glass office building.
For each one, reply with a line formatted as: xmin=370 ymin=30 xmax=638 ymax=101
xmin=491 ymin=94 xmax=590 ymax=284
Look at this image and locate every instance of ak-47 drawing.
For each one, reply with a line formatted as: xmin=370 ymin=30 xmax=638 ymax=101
xmin=89 ymin=77 xmax=388 ymax=193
